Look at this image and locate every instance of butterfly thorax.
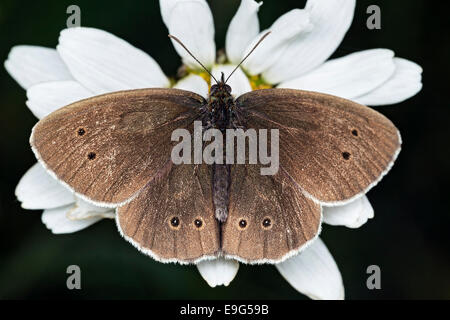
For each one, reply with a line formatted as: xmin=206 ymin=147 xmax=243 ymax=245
xmin=205 ymin=81 xmax=235 ymax=132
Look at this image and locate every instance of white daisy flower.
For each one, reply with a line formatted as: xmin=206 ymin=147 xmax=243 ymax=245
xmin=5 ymin=0 xmax=422 ymax=300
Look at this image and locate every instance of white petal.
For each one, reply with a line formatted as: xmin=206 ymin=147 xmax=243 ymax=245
xmin=263 ymin=0 xmax=356 ymax=84
xmin=243 ymin=9 xmax=312 ymax=76
xmin=26 ymin=80 xmax=93 ymax=119
xmin=226 ymin=0 xmax=262 ymax=64
xmin=174 ymin=74 xmax=209 ymax=98
xmin=57 ymin=27 xmax=170 ymax=94
xmin=167 ymin=1 xmax=216 ymax=69
xmin=197 ymin=258 xmax=239 ymax=287
xmin=15 ymin=163 xmax=74 ymax=210
xmin=66 ymin=197 xmax=115 ymax=220
xmin=159 ymin=0 xmax=207 ymax=25
xmin=4 ymin=46 xmax=72 ymax=89
xmin=278 ymin=49 xmax=396 ymax=99
xmin=354 ymin=58 xmax=423 ymax=106
xmin=212 ymin=65 xmax=252 ymax=98
xmin=276 ymin=238 xmax=344 ymax=300
xmin=42 ymin=205 xmax=102 ymax=234
xmin=323 ymin=195 xmax=374 ymax=228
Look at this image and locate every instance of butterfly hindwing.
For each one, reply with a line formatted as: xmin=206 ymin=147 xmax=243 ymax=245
xmin=222 ymin=164 xmax=321 ymax=263
xmin=116 ymin=163 xmax=220 ymax=263
xmin=236 ymin=88 xmax=401 ymax=205
xmin=31 ymin=88 xmax=205 ymax=207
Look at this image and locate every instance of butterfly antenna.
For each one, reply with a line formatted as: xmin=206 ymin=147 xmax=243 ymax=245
xmin=168 ymin=34 xmax=218 ymax=83
xmin=225 ymin=31 xmax=271 ymax=84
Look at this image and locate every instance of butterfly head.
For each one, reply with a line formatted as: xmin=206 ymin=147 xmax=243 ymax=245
xmin=211 ymin=72 xmax=232 ymax=96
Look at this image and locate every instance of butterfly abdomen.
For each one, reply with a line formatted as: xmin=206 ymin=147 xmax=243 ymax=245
xmin=212 ymin=164 xmax=231 ymax=222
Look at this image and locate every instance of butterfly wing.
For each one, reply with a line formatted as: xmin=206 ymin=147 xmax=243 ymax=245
xmin=235 ymin=89 xmax=401 ymax=205
xmin=116 ymin=163 xmax=220 ymax=263
xmin=31 ymin=88 xmax=205 ymax=207
xmin=222 ymin=164 xmax=321 ymax=263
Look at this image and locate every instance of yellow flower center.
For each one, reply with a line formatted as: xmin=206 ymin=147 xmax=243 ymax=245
xmin=248 ymin=74 xmax=273 ymax=90
xmin=174 ymin=61 xmax=274 ymax=93
xmin=188 ymin=68 xmax=273 ymax=92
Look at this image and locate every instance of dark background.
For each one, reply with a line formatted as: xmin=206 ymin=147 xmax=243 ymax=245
xmin=0 ymin=0 xmax=448 ymax=300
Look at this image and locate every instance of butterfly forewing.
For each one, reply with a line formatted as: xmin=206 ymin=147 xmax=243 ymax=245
xmin=31 ymin=88 xmax=205 ymax=207
xmin=236 ymin=89 xmax=401 ymax=205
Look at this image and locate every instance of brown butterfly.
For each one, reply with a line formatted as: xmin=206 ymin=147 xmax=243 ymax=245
xmin=30 ymin=33 xmax=401 ymax=264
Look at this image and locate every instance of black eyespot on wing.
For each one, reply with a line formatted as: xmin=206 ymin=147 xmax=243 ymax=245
xmin=169 ymin=216 xmax=180 ymax=229
xmin=78 ymin=128 xmax=86 ymax=136
xmin=238 ymin=219 xmax=247 ymax=229
xmin=262 ymin=218 xmax=272 ymax=228
xmin=351 ymin=129 xmax=358 ymax=136
xmin=342 ymin=152 xmax=351 ymax=160
xmin=87 ymin=152 xmax=96 ymax=160
xmin=194 ymin=218 xmax=203 ymax=228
